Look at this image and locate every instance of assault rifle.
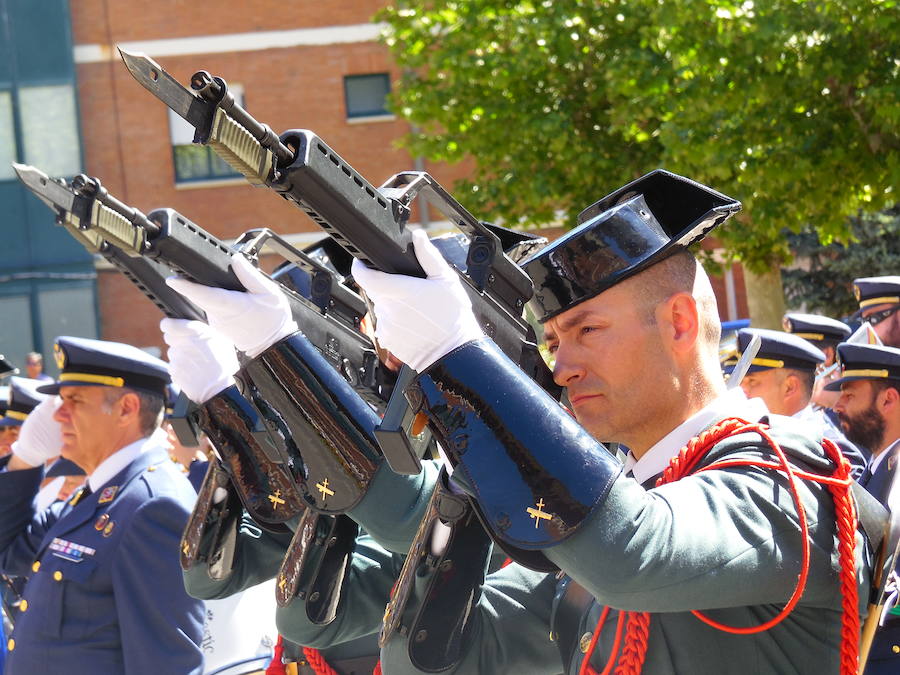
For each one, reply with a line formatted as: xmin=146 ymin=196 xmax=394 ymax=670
xmin=120 ymin=49 xmax=554 ymax=474
xmin=13 ymin=163 xmax=387 ymax=616
xmin=11 ymin=163 xmax=411 ymax=512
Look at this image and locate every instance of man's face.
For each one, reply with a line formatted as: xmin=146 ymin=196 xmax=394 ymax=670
xmin=834 ymin=379 xmax=886 ymax=453
xmin=54 ymin=386 xmax=120 ymax=466
xmin=740 ymin=369 xmax=788 ymax=415
xmin=0 ymin=425 xmax=20 ymax=457
xmin=543 ymin=281 xmax=670 ymax=446
xmin=862 ymin=303 xmax=900 ymax=348
xmin=25 ymin=360 xmax=41 ymax=379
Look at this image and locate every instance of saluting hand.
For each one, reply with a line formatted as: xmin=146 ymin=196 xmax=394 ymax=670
xmin=351 ymin=229 xmax=483 ymax=372
xmin=166 ymin=254 xmax=299 ymax=358
xmin=11 ymin=396 xmax=63 ymax=468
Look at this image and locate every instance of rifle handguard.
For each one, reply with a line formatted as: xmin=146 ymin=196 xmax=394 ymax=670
xmin=208 ymin=107 xmax=272 ymax=185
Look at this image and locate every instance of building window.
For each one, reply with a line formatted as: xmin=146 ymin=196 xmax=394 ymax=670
xmin=169 ymin=84 xmax=244 ymax=183
xmin=19 ymin=84 xmax=82 ymax=177
xmin=344 ymin=74 xmax=391 ymax=119
xmin=0 ymin=91 xmax=15 ymax=181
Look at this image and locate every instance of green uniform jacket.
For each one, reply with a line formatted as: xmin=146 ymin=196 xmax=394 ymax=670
xmin=290 ymin=420 xmax=871 ymax=674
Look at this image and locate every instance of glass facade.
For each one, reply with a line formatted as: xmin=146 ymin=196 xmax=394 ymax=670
xmin=0 ymin=0 xmax=97 ymax=374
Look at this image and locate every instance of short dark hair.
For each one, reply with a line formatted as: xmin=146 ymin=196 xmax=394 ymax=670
xmin=630 ymin=248 xmax=721 ymax=348
xmin=785 ymin=368 xmax=815 ymax=399
xmin=871 ymin=379 xmax=900 ymax=400
xmin=102 ymin=388 xmax=165 ymax=436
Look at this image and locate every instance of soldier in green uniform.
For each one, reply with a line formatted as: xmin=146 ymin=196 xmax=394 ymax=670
xmin=166 ymin=171 xmax=874 ymax=674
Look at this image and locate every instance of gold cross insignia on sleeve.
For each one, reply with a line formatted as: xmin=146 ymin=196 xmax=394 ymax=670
xmin=527 ymin=498 xmax=553 ymax=529
xmin=268 ymin=490 xmax=286 ymax=509
xmin=316 ymin=478 xmax=335 ymax=500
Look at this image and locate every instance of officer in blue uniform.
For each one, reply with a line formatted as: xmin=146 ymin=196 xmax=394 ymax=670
xmin=853 ymin=277 xmax=900 ymax=348
xmin=783 ymin=312 xmax=853 ymax=416
xmin=783 ymin=312 xmax=852 ymax=365
xmin=828 ymin=342 xmax=900 ymax=673
xmin=731 ymin=327 xmax=866 ymax=474
xmin=0 ymin=336 xmax=204 ymax=674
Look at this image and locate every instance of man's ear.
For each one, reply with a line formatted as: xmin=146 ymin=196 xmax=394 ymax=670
xmin=116 ymin=391 xmax=141 ymax=427
xmin=658 ymin=292 xmax=699 ymax=354
xmin=879 ymin=386 xmax=900 ymax=414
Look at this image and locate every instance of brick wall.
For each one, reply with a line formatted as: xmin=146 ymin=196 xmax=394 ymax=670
xmin=70 ymin=2 xmax=745 ymax=355
xmin=70 ymin=2 xmax=472 ymax=352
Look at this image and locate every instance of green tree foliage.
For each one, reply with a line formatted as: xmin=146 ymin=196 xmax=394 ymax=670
xmin=377 ymin=0 xmax=898 ymax=272
xmin=783 ymin=206 xmax=900 ymax=317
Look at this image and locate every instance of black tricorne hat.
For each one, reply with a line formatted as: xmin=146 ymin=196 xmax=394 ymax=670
xmin=522 ymin=170 xmax=741 ymax=323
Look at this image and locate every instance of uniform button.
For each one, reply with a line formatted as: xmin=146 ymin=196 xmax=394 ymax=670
xmin=579 ymin=632 xmax=593 ymax=653
xmin=31 ymin=561 xmax=40 ymax=573
xmin=53 ymin=571 xmax=63 ymax=581
xmin=19 ymin=599 xmax=27 ymax=612
xmin=7 ymin=638 xmax=14 ymax=651
xmin=893 ymin=644 xmax=900 ymax=654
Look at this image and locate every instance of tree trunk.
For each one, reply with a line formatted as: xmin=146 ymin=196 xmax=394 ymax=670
xmin=743 ymin=267 xmax=786 ymax=329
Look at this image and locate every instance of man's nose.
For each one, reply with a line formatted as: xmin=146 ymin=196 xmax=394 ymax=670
xmin=552 ymin=346 xmax=586 ymax=387
xmin=53 ymin=404 xmax=70 ymax=423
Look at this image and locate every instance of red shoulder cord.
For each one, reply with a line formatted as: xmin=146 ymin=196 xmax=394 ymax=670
xmin=579 ymin=417 xmax=860 ymax=675
xmin=265 ymin=635 xmax=343 ymax=675
xmin=266 ymin=635 xmax=287 ymax=675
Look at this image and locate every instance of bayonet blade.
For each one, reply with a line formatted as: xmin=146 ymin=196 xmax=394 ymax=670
xmin=727 ymin=333 xmax=761 ymax=389
xmin=13 ymin=163 xmax=75 ymax=213
xmin=118 ymin=48 xmax=213 ymax=132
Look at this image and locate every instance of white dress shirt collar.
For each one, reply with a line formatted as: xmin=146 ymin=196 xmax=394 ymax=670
xmin=623 ymin=388 xmax=770 ymax=484
xmin=88 ymin=427 xmax=169 ymax=492
xmin=868 ymin=437 xmax=900 ymax=477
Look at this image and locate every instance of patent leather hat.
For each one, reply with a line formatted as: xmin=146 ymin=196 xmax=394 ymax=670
xmin=522 ymin=170 xmax=741 ymax=323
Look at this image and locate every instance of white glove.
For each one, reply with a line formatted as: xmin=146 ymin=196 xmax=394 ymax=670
xmin=161 ymin=319 xmax=241 ymax=404
xmin=351 ymin=229 xmax=483 ymax=372
xmin=11 ymin=396 xmax=64 ymax=467
xmin=166 ymin=254 xmax=298 ymax=358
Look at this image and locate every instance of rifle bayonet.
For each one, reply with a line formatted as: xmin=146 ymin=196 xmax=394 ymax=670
xmin=120 ymin=49 xmax=289 ymax=185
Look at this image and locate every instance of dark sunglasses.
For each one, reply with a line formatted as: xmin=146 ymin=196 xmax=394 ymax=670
xmin=864 ymin=304 xmax=900 ymax=326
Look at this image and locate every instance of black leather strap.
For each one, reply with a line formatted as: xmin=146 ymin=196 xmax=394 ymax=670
xmin=553 ymin=577 xmax=596 ymax=674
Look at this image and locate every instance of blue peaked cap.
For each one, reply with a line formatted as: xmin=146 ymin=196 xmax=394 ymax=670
xmin=0 ymin=377 xmax=48 ymax=427
xmin=38 ymin=336 xmax=170 ymax=397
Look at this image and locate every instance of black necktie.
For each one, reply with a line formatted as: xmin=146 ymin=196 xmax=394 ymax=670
xmin=858 ymin=465 xmax=874 ymax=488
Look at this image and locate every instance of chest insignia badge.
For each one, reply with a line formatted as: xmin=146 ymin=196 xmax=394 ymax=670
xmin=49 ymin=537 xmax=96 ymax=563
xmin=98 ymin=486 xmax=118 ymax=504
